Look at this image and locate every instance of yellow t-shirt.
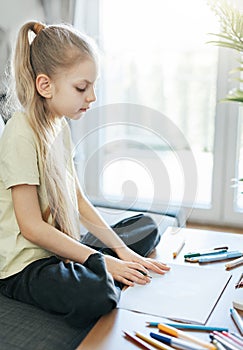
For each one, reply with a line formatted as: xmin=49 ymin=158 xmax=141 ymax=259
xmin=0 ymin=112 xmax=78 ymax=278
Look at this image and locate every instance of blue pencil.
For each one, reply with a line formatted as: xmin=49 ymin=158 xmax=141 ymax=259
xmin=150 ymin=332 xmax=206 ymax=350
xmin=146 ymin=322 xmax=228 ymax=332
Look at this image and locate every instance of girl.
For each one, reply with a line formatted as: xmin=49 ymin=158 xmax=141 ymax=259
xmin=0 ymin=21 xmax=169 ymax=328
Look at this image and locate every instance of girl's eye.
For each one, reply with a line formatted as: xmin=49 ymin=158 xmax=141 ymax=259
xmin=76 ymin=87 xmax=86 ymax=92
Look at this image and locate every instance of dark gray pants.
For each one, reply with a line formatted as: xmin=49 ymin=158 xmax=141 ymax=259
xmin=0 ymin=214 xmax=160 ymax=328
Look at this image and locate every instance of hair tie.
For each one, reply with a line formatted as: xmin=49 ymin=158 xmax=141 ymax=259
xmin=33 ymin=22 xmax=45 ymax=35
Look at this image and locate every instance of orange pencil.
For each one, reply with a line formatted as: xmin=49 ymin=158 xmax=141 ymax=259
xmin=173 ymin=239 xmax=185 ymax=258
xmin=158 ymin=324 xmax=216 ymax=350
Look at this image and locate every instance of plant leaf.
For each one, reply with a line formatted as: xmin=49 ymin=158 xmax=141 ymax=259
xmin=208 ymin=32 xmax=243 ymax=46
xmin=207 ymin=40 xmax=243 ymax=51
xmin=230 ymin=67 xmax=243 ymax=73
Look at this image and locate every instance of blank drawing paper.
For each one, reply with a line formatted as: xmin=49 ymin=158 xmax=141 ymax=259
xmin=118 ymin=263 xmax=231 ymax=324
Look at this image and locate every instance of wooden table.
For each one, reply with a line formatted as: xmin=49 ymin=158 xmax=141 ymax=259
xmin=77 ymin=227 xmax=243 ymax=350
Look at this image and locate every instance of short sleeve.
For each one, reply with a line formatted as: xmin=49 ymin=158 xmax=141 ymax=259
xmin=0 ymin=133 xmax=40 ymax=189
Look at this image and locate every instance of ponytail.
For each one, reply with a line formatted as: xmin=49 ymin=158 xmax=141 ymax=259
xmin=14 ymin=21 xmax=39 ymax=108
xmin=14 ymin=21 xmax=53 ymax=152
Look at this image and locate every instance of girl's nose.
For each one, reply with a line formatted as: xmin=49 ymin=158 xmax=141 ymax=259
xmin=86 ymin=87 xmax=96 ymax=103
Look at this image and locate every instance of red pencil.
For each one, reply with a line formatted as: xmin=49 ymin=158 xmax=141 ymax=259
xmin=221 ymin=331 xmax=243 ymax=347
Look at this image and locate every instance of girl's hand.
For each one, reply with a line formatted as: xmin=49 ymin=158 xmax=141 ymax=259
xmin=104 ymin=254 xmax=152 ymax=287
xmin=115 ymin=246 xmax=170 ymax=276
xmin=104 ymin=246 xmax=170 ymax=286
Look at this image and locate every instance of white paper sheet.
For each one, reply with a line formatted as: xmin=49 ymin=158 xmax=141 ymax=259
xmin=118 ymin=263 xmax=231 ymax=324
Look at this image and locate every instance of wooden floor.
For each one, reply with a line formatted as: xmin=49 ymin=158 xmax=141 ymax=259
xmin=187 ymin=222 xmax=243 ymax=234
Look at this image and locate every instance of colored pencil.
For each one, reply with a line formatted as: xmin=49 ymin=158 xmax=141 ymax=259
xmin=230 ymin=308 xmax=243 ymax=336
xmin=135 ymin=331 xmax=174 ymax=350
xmin=150 ymin=332 xmax=207 ymax=350
xmin=173 ymin=240 xmax=185 ymax=259
xmin=146 ymin=322 xmax=228 ymax=332
xmin=123 ymin=330 xmax=155 ymax=350
xmin=157 ymin=324 xmax=216 ymax=350
xmin=221 ymin=331 xmax=243 ymax=347
xmin=210 ymin=333 xmax=240 ymax=350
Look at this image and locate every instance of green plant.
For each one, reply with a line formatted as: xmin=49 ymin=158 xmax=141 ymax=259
xmin=208 ymin=0 xmax=243 ymax=103
xmin=208 ymin=1 xmax=243 ymax=195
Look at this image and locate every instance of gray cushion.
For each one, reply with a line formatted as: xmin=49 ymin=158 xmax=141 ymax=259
xmin=0 ymin=293 xmax=93 ymax=350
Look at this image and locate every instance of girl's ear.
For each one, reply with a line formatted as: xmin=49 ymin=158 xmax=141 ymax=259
xmin=35 ymin=74 xmax=53 ymax=98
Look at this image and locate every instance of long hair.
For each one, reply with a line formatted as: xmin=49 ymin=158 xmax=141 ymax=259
xmin=13 ymin=21 xmax=98 ymax=239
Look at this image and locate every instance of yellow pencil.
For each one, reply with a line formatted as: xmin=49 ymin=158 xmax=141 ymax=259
xmin=135 ymin=331 xmax=174 ymax=350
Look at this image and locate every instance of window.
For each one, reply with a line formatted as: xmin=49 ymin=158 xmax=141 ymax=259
xmin=73 ymin=0 xmax=242 ymax=227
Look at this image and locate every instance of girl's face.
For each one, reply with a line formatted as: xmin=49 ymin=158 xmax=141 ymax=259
xmin=47 ymin=59 xmax=97 ymax=120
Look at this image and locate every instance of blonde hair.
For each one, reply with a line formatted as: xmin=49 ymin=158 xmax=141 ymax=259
xmin=13 ymin=21 xmax=98 ymax=239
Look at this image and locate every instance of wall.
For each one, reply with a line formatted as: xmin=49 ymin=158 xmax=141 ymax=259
xmin=0 ymin=0 xmax=44 ymax=94
xmin=0 ymin=0 xmax=44 ymax=42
